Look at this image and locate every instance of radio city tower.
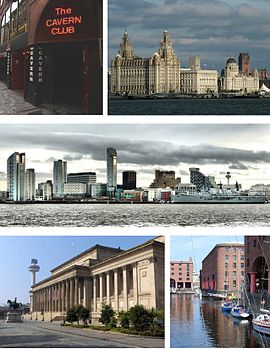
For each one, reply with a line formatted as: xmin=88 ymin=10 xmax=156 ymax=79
xmin=226 ymin=171 xmax=231 ymax=185
xmin=28 ymin=258 xmax=40 ymax=285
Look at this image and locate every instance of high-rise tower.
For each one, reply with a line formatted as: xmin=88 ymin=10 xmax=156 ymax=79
xmin=7 ymin=152 xmax=26 ymax=201
xmin=28 ymin=258 xmax=40 ymax=286
xmin=25 ymin=168 xmax=36 ymax=201
xmin=53 ymin=160 xmax=67 ymax=198
xmin=238 ymin=53 xmax=251 ymax=76
xmin=107 ymin=148 xmax=117 ymax=196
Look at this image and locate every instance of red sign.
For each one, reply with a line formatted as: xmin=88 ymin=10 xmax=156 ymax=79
xmin=45 ymin=7 xmax=83 ymax=36
xmin=32 ymin=0 xmax=94 ymax=44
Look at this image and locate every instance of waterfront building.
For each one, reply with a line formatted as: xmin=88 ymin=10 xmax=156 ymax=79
xmin=189 ymin=168 xmax=214 ymax=191
xmin=67 ymin=172 xmax=96 ymax=185
xmin=63 ymin=182 xmax=87 ymax=196
xmin=220 ymin=56 xmax=259 ymax=93
xmin=258 ymin=69 xmax=268 ymax=80
xmin=53 ymin=160 xmax=67 ymax=198
xmin=25 ymin=168 xmax=36 ymax=201
xmin=180 ymin=57 xmax=218 ymax=94
xmin=0 ymin=190 xmax=7 ymax=201
xmin=110 ymin=30 xmax=180 ymax=95
xmin=27 ymin=237 xmax=165 ymax=322
xmin=7 ymin=152 xmax=25 ymax=201
xmin=37 ymin=180 xmax=52 ymax=201
xmin=107 ymin=148 xmax=117 ymax=196
xmin=116 ymin=190 xmax=144 ymax=202
xmin=122 ymin=171 xmax=136 ymax=190
xmin=245 ymin=236 xmax=270 ymax=296
xmin=170 ymin=260 xmax=193 ymax=290
xmin=201 ymin=243 xmax=245 ymax=295
xmin=89 ymin=183 xmax=107 ymax=198
xmin=249 ymin=184 xmax=270 ymax=201
xmin=150 ymin=170 xmax=181 ymax=189
xmin=238 ymin=53 xmax=251 ymax=76
xmin=0 ymin=0 xmax=102 ymax=114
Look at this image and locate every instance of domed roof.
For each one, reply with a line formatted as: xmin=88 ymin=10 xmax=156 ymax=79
xmin=226 ymin=57 xmax=237 ymax=64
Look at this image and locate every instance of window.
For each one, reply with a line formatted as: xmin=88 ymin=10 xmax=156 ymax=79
xmin=253 ymin=239 xmax=257 ymax=247
xmin=233 ymin=263 xmax=237 ymax=268
xmin=247 ymin=258 xmax=249 ymax=267
xmin=225 ymin=271 xmax=228 ymax=277
xmin=241 ymin=263 xmax=244 ymax=268
xmin=225 ymin=255 xmax=229 ymax=260
xmin=233 ymin=271 xmax=236 ymax=278
xmin=171 ymin=272 xmax=174 ymax=275
xmin=233 ymin=255 xmax=237 ymax=261
xmin=225 ymin=262 xmax=228 ymax=269
xmin=233 ymin=280 xmax=237 ymax=287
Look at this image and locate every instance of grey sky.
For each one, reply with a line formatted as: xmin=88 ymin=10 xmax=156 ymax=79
xmin=109 ymin=0 xmax=270 ymax=71
xmin=0 ymin=124 xmax=270 ymax=189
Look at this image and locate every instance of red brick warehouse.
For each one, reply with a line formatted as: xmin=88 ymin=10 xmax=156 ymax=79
xmin=0 ymin=0 xmax=102 ymax=114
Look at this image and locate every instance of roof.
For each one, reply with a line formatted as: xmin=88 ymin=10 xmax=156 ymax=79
xmin=50 ymin=244 xmax=123 ymax=273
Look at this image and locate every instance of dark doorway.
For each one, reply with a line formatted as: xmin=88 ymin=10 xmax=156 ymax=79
xmin=0 ymin=57 xmax=7 ymax=82
xmin=53 ymin=45 xmax=83 ymax=108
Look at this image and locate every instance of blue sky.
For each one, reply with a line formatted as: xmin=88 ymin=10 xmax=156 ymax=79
xmin=109 ymin=0 xmax=270 ymax=71
xmin=171 ymin=235 xmax=244 ymax=273
xmin=0 ymin=235 xmax=155 ymax=305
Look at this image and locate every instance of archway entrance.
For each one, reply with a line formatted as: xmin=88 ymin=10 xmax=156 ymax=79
xmin=252 ymin=256 xmax=268 ymax=293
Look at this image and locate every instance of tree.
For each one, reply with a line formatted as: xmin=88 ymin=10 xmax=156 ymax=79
xmin=148 ymin=308 xmax=164 ymax=335
xmin=77 ymin=305 xmax=90 ymax=325
xmin=118 ymin=310 xmax=130 ymax=329
xmin=65 ymin=307 xmax=78 ymax=324
xmin=99 ymin=303 xmax=115 ymax=327
xmin=128 ymin=305 xmax=151 ymax=332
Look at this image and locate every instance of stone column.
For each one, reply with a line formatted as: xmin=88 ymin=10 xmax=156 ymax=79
xmin=132 ymin=262 xmax=138 ymax=305
xmin=74 ymin=278 xmax=78 ymax=306
xmin=70 ymin=278 xmax=74 ymax=308
xmin=114 ymin=269 xmax=119 ymax=312
xmin=83 ymin=279 xmax=88 ymax=308
xmin=122 ymin=266 xmax=128 ymax=310
xmin=99 ymin=274 xmax=103 ymax=306
xmin=65 ymin=280 xmax=69 ymax=310
xmin=61 ymin=282 xmax=65 ymax=313
xmin=106 ymin=272 xmax=110 ymax=304
xmin=250 ymin=272 xmax=257 ymax=294
xmin=93 ymin=276 xmax=97 ymax=312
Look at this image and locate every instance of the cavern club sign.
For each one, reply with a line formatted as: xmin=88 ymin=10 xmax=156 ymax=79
xmin=45 ymin=7 xmax=82 ymax=35
xmin=33 ymin=0 xmax=93 ymax=43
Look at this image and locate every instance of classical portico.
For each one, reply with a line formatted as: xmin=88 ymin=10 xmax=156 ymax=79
xmin=28 ymin=238 xmax=164 ymax=322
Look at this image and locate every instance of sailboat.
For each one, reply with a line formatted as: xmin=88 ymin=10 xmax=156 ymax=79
xmin=253 ymin=309 xmax=270 ymax=335
xmin=231 ymin=305 xmax=251 ymax=319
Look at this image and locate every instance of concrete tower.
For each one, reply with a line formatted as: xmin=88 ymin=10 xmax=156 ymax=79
xmin=107 ymin=148 xmax=117 ymax=196
xmin=226 ymin=171 xmax=231 ymax=185
xmin=28 ymin=258 xmax=40 ymax=286
xmin=53 ymin=159 xmax=67 ymax=198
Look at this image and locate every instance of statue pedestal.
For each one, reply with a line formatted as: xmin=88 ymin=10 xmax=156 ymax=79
xmin=6 ymin=311 xmax=23 ymax=323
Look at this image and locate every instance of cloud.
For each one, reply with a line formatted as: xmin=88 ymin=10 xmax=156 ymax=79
xmin=109 ymin=0 xmax=270 ymax=70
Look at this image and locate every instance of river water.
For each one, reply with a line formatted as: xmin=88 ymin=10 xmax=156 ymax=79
xmin=109 ymin=98 xmax=270 ymax=115
xmin=171 ymin=294 xmax=270 ymax=348
xmin=0 ymin=203 xmax=269 ymax=226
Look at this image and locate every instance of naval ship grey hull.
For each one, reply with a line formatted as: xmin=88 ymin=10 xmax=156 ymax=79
xmin=171 ymin=194 xmax=266 ymax=204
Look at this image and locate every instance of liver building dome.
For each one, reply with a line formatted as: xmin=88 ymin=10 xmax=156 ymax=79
xmin=110 ymin=30 xmax=181 ymax=95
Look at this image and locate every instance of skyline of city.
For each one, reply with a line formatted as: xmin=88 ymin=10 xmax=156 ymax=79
xmin=109 ymin=0 xmax=270 ymax=71
xmin=1 ymin=124 xmax=270 ymax=191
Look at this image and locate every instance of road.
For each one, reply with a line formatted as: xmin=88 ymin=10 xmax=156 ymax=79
xmin=0 ymin=321 xmax=164 ymax=348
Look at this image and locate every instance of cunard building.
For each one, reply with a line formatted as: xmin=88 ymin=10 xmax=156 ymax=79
xmin=110 ymin=30 xmax=180 ymax=95
xmin=0 ymin=0 xmax=102 ymax=114
xmin=27 ymin=237 xmax=164 ymax=322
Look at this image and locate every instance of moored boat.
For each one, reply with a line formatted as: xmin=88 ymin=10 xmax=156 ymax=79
xmin=253 ymin=309 xmax=270 ymax=335
xmin=231 ymin=305 xmax=251 ymax=319
xmin=221 ymin=301 xmax=235 ymax=311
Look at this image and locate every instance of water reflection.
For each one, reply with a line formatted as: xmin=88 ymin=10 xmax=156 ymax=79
xmin=171 ymin=294 xmax=270 ymax=348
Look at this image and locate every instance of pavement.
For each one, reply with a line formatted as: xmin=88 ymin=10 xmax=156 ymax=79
xmin=0 ymin=320 xmax=165 ymax=348
xmin=0 ymin=82 xmax=43 ymax=115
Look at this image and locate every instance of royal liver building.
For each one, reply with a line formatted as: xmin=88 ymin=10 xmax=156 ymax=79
xmin=111 ymin=31 xmax=180 ymax=95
